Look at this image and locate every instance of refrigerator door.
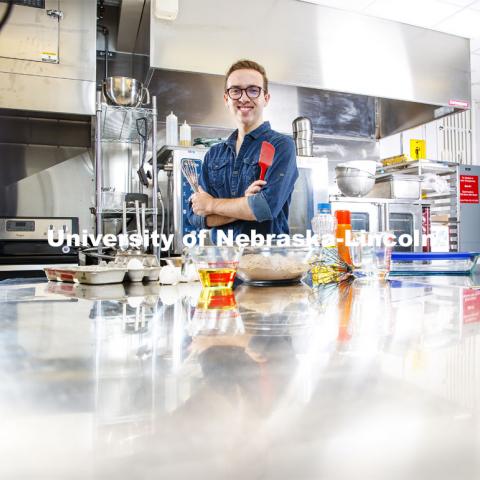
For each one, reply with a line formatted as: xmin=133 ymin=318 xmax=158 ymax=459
xmin=289 ymin=156 xmax=329 ymax=236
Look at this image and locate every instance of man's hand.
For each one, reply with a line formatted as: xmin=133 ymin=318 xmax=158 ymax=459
xmin=245 ymin=180 xmax=266 ymax=197
xmin=191 ymin=187 xmax=215 ymax=216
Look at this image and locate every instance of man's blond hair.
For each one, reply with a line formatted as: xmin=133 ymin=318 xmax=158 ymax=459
xmin=225 ymin=59 xmax=269 ymax=92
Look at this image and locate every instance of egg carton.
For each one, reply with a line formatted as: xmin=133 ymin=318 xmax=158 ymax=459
xmin=113 ymin=251 xmax=160 ymax=268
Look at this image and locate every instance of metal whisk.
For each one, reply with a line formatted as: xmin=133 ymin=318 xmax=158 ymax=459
xmin=309 ymin=247 xmax=354 ymax=285
xmin=181 ymin=158 xmax=199 ymax=192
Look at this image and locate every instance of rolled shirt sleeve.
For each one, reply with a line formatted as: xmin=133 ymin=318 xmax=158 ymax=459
xmin=247 ymin=138 xmax=298 ymax=222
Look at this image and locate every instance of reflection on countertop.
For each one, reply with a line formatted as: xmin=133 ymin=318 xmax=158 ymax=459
xmin=1 ymin=276 xmax=480 ymax=480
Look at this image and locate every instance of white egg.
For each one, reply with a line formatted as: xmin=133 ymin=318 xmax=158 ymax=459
xmin=159 ymin=265 xmax=180 ymax=285
xmin=127 ymin=258 xmax=144 ymax=270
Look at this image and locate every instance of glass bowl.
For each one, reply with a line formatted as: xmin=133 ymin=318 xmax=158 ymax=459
xmin=189 ymin=246 xmax=243 ymax=289
xmin=236 ymin=245 xmax=312 ymax=285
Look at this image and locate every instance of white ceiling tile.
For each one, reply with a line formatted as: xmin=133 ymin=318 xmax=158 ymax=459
xmin=435 ymin=8 xmax=480 ymax=37
xmin=470 ymin=52 xmax=480 ymax=71
xmin=307 ymin=0 xmax=375 ymax=10
xmin=466 ymin=0 xmax=480 ymax=9
xmin=471 ymin=83 xmax=480 ymax=100
xmin=471 ymin=70 xmax=480 ymax=84
xmin=364 ymin=0 xmax=461 ymax=29
xmin=470 ymin=37 xmax=480 ymax=51
xmin=437 ymin=0 xmax=478 ymax=6
xmin=296 ymin=0 xmax=374 ymax=10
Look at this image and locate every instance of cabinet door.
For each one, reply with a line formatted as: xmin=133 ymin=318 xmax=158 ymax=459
xmin=0 ymin=0 xmax=60 ymax=63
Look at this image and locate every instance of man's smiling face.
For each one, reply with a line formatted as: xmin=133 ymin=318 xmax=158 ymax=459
xmin=224 ymin=68 xmax=270 ymax=131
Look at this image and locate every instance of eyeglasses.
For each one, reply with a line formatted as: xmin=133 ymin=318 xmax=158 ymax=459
xmin=225 ymin=85 xmax=264 ymax=100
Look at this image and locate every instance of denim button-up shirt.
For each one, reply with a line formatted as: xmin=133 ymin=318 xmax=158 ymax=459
xmin=187 ymin=121 xmax=298 ymax=240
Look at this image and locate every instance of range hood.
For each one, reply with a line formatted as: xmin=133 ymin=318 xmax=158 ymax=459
xmin=0 ymin=0 xmax=96 ymax=115
xmin=149 ymin=0 xmax=471 ymax=138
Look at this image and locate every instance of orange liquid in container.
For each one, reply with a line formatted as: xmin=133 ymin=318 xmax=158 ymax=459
xmin=197 ymin=287 xmax=237 ymax=310
xmin=335 ymin=210 xmax=352 ymax=265
xmin=198 ymin=268 xmax=237 ymax=289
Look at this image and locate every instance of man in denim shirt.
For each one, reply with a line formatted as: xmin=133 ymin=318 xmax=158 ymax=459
xmin=188 ymin=59 xmax=298 ymax=241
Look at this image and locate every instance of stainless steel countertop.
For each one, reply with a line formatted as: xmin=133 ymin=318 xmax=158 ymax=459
xmin=1 ymin=276 xmax=480 ymax=479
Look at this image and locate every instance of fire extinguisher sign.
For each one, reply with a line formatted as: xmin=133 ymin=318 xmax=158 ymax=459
xmin=459 ymin=175 xmax=479 ymax=204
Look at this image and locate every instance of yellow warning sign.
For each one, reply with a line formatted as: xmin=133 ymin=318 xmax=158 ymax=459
xmin=410 ymin=139 xmax=426 ymax=160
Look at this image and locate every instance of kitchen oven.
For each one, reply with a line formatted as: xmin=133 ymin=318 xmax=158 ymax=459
xmin=330 ymin=197 xmax=428 ymax=252
xmin=0 ymin=217 xmax=79 ymax=279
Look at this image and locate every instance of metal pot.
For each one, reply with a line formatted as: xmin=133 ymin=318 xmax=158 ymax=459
xmin=292 ymin=116 xmax=312 ymax=133
xmin=294 ymin=130 xmax=314 ymax=140
xmin=296 ymin=146 xmax=313 ymax=156
xmin=103 ymin=76 xmax=150 ymax=107
xmin=295 ymin=138 xmax=313 ymax=148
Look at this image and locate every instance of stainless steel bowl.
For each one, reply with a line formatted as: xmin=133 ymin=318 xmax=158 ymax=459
xmin=335 ymin=166 xmax=375 ymax=197
xmin=292 ymin=116 xmax=312 ymax=133
xmin=103 ymin=76 xmax=149 ymax=107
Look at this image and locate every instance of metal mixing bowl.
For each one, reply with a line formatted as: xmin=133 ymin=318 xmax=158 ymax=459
xmin=336 ymin=166 xmax=375 ymax=197
xmin=103 ymin=76 xmax=145 ymax=107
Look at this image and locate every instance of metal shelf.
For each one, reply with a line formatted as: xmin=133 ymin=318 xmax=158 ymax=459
xmin=94 ymin=95 xmax=159 ymax=257
xmin=100 ymin=104 xmax=154 ymax=144
xmin=98 ymin=208 xmax=158 ymax=215
xmin=378 ymin=158 xmax=460 ymax=252
xmin=379 ymin=159 xmax=457 ymax=175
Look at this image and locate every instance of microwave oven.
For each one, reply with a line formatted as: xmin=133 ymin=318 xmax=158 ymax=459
xmin=330 ymin=196 xmax=427 ymax=253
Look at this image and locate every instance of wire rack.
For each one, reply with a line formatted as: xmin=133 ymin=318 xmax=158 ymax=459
xmin=100 ymin=104 xmax=154 ymax=143
xmin=380 ymin=159 xmax=459 ymax=251
xmin=94 ymin=96 xmax=159 ymax=257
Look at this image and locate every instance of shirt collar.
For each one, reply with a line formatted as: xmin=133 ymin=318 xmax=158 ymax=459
xmin=226 ymin=130 xmax=238 ymax=150
xmin=225 ymin=121 xmax=271 ymax=149
xmin=247 ymin=121 xmax=271 ymax=139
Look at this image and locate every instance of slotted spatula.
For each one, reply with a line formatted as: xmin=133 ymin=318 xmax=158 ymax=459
xmin=258 ymin=141 xmax=275 ymax=181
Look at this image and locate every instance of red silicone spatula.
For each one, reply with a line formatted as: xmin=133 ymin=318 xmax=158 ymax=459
xmin=258 ymin=141 xmax=275 ymax=181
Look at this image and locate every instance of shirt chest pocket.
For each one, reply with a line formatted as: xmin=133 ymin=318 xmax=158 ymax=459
xmin=208 ymin=157 xmax=229 ymax=189
xmin=243 ymin=156 xmax=259 ymax=185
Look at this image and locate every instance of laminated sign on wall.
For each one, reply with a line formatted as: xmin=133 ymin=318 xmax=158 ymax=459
xmin=459 ymin=175 xmax=479 ymax=204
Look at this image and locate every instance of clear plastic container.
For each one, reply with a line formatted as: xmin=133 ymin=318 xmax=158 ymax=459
xmin=389 ymin=252 xmax=479 ymax=276
xmin=166 ymin=111 xmax=178 ymax=146
xmin=311 ymin=203 xmax=337 ymax=247
xmin=179 ymin=120 xmax=192 ymax=146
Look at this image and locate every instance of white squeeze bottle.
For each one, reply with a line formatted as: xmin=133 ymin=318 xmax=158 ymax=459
xmin=311 ymin=203 xmax=337 ymax=247
xmin=179 ymin=120 xmax=192 ymax=147
xmin=166 ymin=111 xmax=178 ymax=146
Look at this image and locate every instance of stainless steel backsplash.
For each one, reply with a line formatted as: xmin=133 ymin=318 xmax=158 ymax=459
xmin=0 ymin=59 xmax=378 ymax=235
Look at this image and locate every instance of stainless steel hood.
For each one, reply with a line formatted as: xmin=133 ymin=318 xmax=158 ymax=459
xmin=0 ymin=0 xmax=96 ymax=115
xmin=149 ymin=0 xmax=471 ymax=138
